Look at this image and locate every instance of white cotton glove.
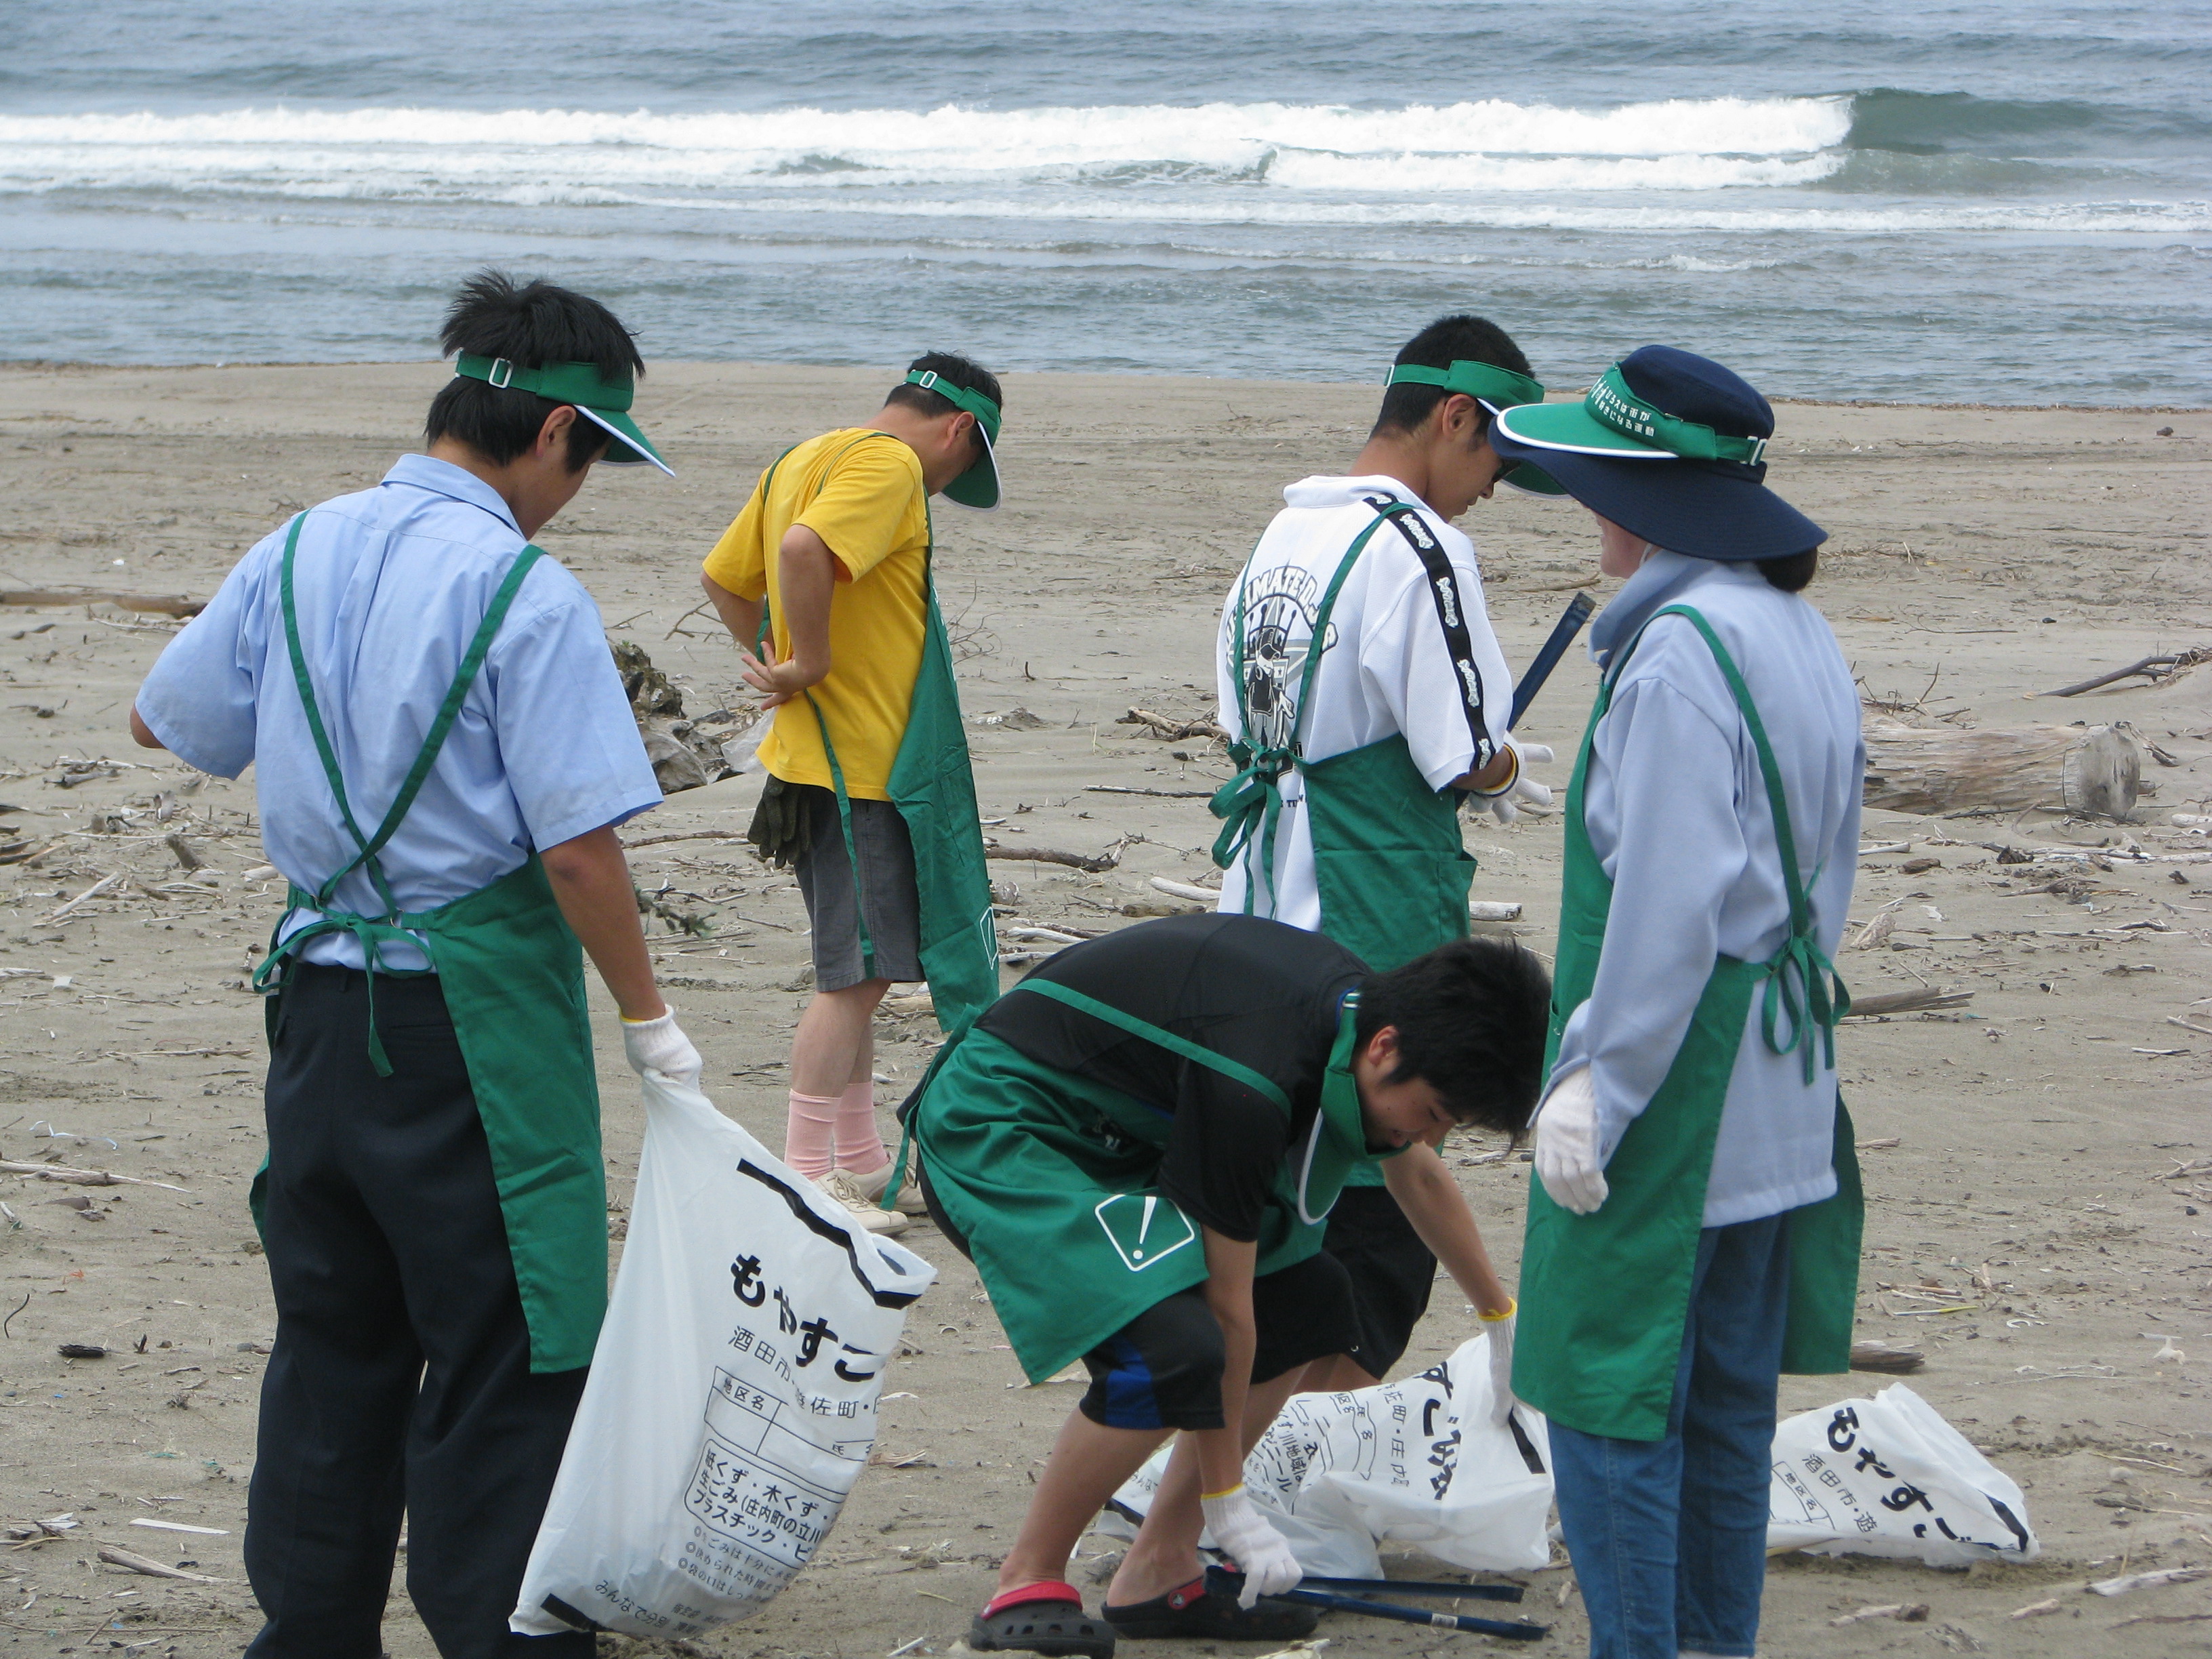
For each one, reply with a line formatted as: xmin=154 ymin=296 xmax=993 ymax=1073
xmin=1473 ymin=739 xmax=1555 ymax=824
xmin=1481 ymin=1304 xmax=1518 ymax=1427
xmin=621 ymin=1006 xmax=703 ymax=1089
xmin=1201 ymin=1486 xmax=1303 ymax=1607
xmin=1532 ymin=1065 xmax=1609 ymax=1215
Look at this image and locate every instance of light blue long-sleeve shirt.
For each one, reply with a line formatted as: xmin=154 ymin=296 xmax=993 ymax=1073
xmin=135 ymin=454 xmax=662 ymax=970
xmin=1548 ymin=552 xmax=1864 ymax=1227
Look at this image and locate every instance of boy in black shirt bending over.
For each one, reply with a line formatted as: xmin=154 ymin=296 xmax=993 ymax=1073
xmin=903 ymin=914 xmax=1549 ymax=1658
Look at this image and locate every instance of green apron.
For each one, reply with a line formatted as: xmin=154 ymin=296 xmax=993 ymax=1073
xmin=1513 ymin=604 xmax=1862 ymax=1441
xmin=1211 ymin=499 xmax=1474 ymax=977
xmin=1212 ymin=501 xmax=1473 ymax=1191
xmin=760 ymin=436 xmax=998 ymax=1034
xmin=905 ymin=981 xmax=1368 ymax=1382
xmin=247 ymin=514 xmax=608 ymax=1374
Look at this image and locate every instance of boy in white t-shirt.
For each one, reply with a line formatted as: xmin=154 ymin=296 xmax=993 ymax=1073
xmin=1210 ymin=313 xmax=1557 ymax=1397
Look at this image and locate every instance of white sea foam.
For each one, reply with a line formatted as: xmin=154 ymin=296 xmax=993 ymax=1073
xmin=0 ymin=96 xmax=1856 ymax=200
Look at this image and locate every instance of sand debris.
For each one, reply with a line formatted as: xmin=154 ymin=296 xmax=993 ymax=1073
xmin=1830 ymin=1601 xmax=1929 ymax=1625
xmin=96 ymin=1544 xmax=228 ymax=1582
xmin=2087 ymin=1565 xmax=2207 ymax=1596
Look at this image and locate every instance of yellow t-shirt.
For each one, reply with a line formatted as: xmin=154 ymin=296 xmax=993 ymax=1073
xmin=702 ymin=429 xmax=930 ymax=801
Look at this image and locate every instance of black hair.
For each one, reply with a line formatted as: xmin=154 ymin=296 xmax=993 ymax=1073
xmin=1372 ymin=314 xmax=1534 ymax=439
xmin=1353 ymin=936 xmax=1553 ymax=1136
xmin=424 ymin=269 xmax=644 ymax=474
xmin=884 ymin=350 xmax=1004 ymax=453
xmin=1757 ymin=549 xmax=1819 ymax=592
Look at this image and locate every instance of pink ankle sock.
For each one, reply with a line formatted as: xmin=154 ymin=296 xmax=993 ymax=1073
xmin=834 ymin=1078 xmax=888 ymax=1176
xmin=785 ymin=1090 xmax=840 ymax=1181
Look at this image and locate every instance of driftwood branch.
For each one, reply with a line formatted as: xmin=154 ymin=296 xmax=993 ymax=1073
xmin=97 ymin=1544 xmax=228 ymax=1583
xmin=1863 ymin=718 xmax=2140 ymax=819
xmin=2040 ymin=647 xmax=2211 ymax=699
xmin=1147 ymin=876 xmax=1220 ymax=903
xmin=1 ymin=588 xmax=205 ymax=617
xmin=1118 ymin=707 xmax=1229 ymax=742
xmin=47 ymin=872 xmax=125 ymax=921
xmin=987 ymin=842 xmax=1124 ymax=874
xmin=1086 ymin=784 xmax=1212 ymax=800
xmin=1842 ymin=987 xmax=1974 ymax=1019
xmin=0 ymin=1159 xmax=190 ymax=1193
xmin=622 ymin=830 xmax=751 ymax=851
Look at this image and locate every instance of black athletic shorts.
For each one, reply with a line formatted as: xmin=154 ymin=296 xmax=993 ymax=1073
xmin=1076 ymin=1251 xmax=1359 ymax=1431
xmin=1322 ymin=1185 xmax=1437 ymax=1380
xmin=918 ymin=1166 xmax=1358 ymax=1432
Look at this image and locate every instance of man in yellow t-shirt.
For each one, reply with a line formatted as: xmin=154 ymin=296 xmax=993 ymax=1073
xmin=701 ymin=352 xmax=1003 ymax=1232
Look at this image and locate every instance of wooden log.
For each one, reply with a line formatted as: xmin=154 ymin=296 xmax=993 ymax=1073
xmin=1862 ymin=717 xmax=2139 ymax=819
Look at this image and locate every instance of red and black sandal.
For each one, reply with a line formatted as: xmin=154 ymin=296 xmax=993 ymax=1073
xmin=1101 ymin=1574 xmax=1319 ymax=1641
xmin=969 ymin=1581 xmax=1118 ymax=1659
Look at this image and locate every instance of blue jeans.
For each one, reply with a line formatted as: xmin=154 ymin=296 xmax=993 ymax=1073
xmin=1548 ymin=1214 xmax=1790 ymax=1659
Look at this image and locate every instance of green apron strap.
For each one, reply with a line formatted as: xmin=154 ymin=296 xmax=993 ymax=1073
xmin=1212 ymin=506 xmax=1411 ymax=909
xmin=277 ymin=514 xmax=397 ymax=919
xmin=340 ymin=544 xmax=544 ymax=891
xmin=1635 ymin=605 xmax=1847 ymax=1082
xmin=266 ymin=520 xmax=547 ymax=1076
xmin=805 ymin=687 xmax=878 ymax=984
xmin=781 ymin=431 xmax=916 ymax=987
xmin=1006 ymin=978 xmax=1292 ymax=1113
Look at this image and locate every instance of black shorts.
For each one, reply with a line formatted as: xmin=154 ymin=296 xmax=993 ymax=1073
xmin=1076 ymin=1252 xmax=1357 ymax=1432
xmin=916 ymin=1168 xmax=1357 ymax=1432
xmin=792 ymin=785 xmax=924 ymax=990
xmin=1322 ymin=1185 xmax=1437 ymax=1380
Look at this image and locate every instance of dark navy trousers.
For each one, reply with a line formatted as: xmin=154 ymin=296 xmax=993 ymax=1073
xmin=244 ymin=965 xmax=592 ymax=1659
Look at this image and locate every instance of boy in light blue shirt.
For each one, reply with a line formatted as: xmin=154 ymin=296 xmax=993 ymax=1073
xmin=132 ymin=270 xmax=698 ymax=1659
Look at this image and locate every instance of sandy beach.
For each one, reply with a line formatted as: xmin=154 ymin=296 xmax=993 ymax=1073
xmin=2 ymin=360 xmax=2210 ymax=1656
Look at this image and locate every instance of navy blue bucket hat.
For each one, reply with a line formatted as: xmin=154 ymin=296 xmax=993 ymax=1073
xmin=1490 ymin=346 xmax=1825 ymax=560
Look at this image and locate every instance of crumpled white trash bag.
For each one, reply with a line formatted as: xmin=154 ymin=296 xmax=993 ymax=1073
xmin=1769 ymin=1382 xmax=2037 ymax=1565
xmin=1097 ymin=1332 xmax=1553 ymax=1576
xmin=510 ymin=1072 xmax=935 ymax=1640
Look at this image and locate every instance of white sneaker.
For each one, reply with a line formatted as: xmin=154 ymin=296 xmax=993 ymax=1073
xmin=818 ymin=1168 xmax=911 ymax=1235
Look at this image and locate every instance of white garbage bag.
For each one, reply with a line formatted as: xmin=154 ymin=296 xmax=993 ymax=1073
xmin=510 ymin=1072 xmax=935 ymax=1640
xmin=1097 ymin=1333 xmax=1553 ymax=1576
xmin=1767 ymin=1382 xmax=2038 ymax=1565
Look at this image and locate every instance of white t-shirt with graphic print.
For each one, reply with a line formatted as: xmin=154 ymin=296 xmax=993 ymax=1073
xmin=1212 ymin=474 xmax=1514 ymax=932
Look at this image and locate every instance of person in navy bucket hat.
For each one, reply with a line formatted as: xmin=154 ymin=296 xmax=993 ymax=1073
xmin=1490 ymin=344 xmax=1825 ymax=560
xmin=1496 ymin=348 xmax=1866 ymax=1659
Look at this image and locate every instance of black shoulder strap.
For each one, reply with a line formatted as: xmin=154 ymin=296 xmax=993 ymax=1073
xmin=1359 ymin=493 xmax=1495 ymax=769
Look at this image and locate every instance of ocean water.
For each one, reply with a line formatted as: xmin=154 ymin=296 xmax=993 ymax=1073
xmin=1 ymin=0 xmax=2206 ymax=403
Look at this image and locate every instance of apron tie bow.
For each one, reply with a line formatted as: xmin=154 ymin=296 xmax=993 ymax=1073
xmin=1758 ymin=926 xmax=1847 ymax=1086
xmin=1208 ymin=742 xmax=1294 ymax=912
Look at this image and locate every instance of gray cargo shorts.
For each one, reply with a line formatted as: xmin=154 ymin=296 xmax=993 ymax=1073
xmin=793 ymin=785 xmax=924 ymax=991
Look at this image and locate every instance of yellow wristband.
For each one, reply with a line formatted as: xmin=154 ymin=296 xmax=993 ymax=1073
xmin=1200 ymin=1483 xmax=1245 ymax=1502
xmin=1479 ymin=1298 xmax=1517 ymax=1322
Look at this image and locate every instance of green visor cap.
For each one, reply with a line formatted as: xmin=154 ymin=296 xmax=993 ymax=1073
xmin=1387 ymin=359 xmax=1564 ymax=497
xmin=905 ymin=368 xmax=1002 ymax=510
xmin=453 ymin=352 xmax=672 ymax=476
xmin=1491 ymin=363 xmax=1770 ymax=468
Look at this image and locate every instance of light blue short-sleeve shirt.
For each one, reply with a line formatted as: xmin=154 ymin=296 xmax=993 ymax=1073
xmin=136 ymin=454 xmax=663 ymax=970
